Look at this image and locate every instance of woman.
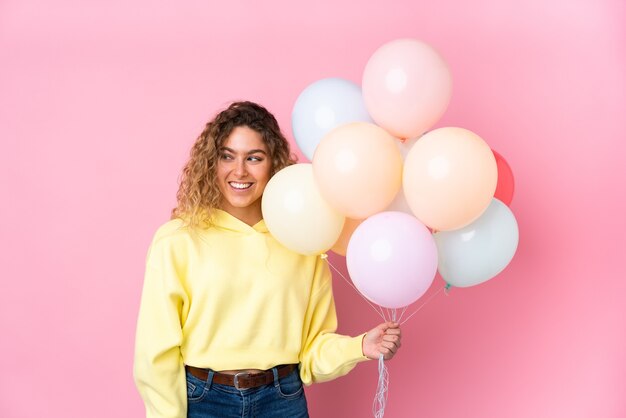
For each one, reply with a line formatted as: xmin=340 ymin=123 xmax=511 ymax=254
xmin=134 ymin=101 xmax=402 ymax=418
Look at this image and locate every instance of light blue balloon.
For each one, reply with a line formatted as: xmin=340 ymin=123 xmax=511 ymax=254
xmin=291 ymin=77 xmax=372 ymax=161
xmin=434 ymin=198 xmax=519 ymax=288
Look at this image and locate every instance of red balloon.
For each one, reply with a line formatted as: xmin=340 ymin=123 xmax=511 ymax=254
xmin=492 ymin=150 xmax=515 ymax=205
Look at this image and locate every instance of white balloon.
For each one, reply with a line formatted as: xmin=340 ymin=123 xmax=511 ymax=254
xmin=434 ymin=198 xmax=519 ymax=287
xmin=292 ymin=78 xmax=372 ymax=161
xmin=261 ymin=164 xmax=344 ymax=255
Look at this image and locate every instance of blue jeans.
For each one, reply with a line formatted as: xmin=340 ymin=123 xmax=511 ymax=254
xmin=186 ymin=366 xmax=309 ymax=418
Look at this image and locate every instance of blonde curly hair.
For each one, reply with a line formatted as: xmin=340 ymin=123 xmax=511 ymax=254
xmin=172 ymin=101 xmax=296 ymax=228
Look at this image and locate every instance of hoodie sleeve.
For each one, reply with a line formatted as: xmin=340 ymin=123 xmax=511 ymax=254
xmin=133 ymin=233 xmax=189 ymax=418
xmin=298 ymin=256 xmax=370 ymax=385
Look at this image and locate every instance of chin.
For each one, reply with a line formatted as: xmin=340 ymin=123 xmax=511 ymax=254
xmin=231 ymin=201 xmax=254 ymax=209
xmin=226 ymin=196 xmax=259 ymax=209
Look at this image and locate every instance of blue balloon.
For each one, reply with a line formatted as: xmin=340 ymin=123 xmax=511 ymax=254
xmin=291 ymin=78 xmax=372 ymax=161
xmin=434 ymin=198 xmax=519 ymax=287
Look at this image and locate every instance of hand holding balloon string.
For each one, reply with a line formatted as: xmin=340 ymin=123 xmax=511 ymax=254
xmin=362 ymin=322 xmax=402 ymax=360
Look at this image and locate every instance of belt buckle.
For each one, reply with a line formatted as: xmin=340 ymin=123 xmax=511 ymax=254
xmin=233 ymin=372 xmax=250 ymax=390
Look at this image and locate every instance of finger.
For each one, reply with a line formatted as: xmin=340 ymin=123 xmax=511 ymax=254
xmin=381 ymin=341 xmax=398 ymax=353
xmin=378 ymin=344 xmax=391 ymax=353
xmin=382 ymin=335 xmax=401 ymax=347
xmin=385 ymin=328 xmax=401 ymax=336
xmin=382 ymin=334 xmax=399 ymax=343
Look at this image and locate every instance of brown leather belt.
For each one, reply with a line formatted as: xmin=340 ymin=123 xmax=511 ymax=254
xmin=185 ymin=364 xmax=298 ymax=390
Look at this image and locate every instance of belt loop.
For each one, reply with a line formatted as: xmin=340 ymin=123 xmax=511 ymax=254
xmin=272 ymin=366 xmax=279 ymax=387
xmin=207 ymin=370 xmax=215 ymax=390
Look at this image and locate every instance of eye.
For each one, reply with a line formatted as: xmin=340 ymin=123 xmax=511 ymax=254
xmin=248 ymin=155 xmax=263 ymax=162
xmin=220 ymin=153 xmax=234 ymax=160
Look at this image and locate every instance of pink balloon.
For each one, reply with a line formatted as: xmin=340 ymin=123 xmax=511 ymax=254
xmin=362 ymin=39 xmax=452 ymax=139
xmin=346 ymin=211 xmax=438 ymax=309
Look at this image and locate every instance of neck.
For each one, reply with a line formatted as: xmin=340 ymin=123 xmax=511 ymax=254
xmin=219 ymin=202 xmax=262 ymax=226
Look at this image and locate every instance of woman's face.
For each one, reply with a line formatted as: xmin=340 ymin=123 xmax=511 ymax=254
xmin=216 ymin=126 xmax=271 ymax=225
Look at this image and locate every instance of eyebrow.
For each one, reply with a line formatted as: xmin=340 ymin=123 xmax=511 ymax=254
xmin=220 ymin=147 xmax=267 ymax=155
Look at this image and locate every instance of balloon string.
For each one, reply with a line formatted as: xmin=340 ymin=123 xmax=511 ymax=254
xmin=326 ymin=257 xmax=447 ymax=325
xmin=397 ymin=306 xmax=409 ymax=323
xmin=373 ymin=354 xmax=389 ymax=418
xmin=389 ymin=308 xmax=397 ymax=322
xmin=399 ymin=285 xmax=448 ymax=326
xmin=325 ymin=258 xmax=387 ymax=321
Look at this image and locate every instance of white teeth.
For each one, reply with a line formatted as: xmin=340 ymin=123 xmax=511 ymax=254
xmin=230 ymin=182 xmax=252 ymax=189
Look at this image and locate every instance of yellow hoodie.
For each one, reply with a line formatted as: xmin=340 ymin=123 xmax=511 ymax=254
xmin=134 ymin=209 xmax=369 ymax=418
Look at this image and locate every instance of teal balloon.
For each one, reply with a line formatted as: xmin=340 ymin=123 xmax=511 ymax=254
xmin=434 ymin=198 xmax=519 ymax=287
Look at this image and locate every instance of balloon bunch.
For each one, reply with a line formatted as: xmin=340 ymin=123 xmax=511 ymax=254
xmin=263 ymin=38 xmax=519 ymax=307
xmin=263 ymin=38 xmax=519 ymax=418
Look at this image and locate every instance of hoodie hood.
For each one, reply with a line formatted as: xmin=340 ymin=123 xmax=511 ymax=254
xmin=208 ymin=209 xmax=269 ymax=234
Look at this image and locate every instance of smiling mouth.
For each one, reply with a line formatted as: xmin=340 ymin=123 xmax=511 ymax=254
xmin=229 ymin=181 xmax=253 ymax=190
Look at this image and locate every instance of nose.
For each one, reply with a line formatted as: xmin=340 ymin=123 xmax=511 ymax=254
xmin=234 ymin=157 xmax=247 ymax=177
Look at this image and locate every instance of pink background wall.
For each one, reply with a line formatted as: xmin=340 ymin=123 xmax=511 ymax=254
xmin=1 ymin=1 xmax=624 ymax=417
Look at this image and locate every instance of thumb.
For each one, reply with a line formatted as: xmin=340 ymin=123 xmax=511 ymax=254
xmin=380 ymin=321 xmax=398 ymax=332
xmin=370 ymin=322 xmax=394 ymax=337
